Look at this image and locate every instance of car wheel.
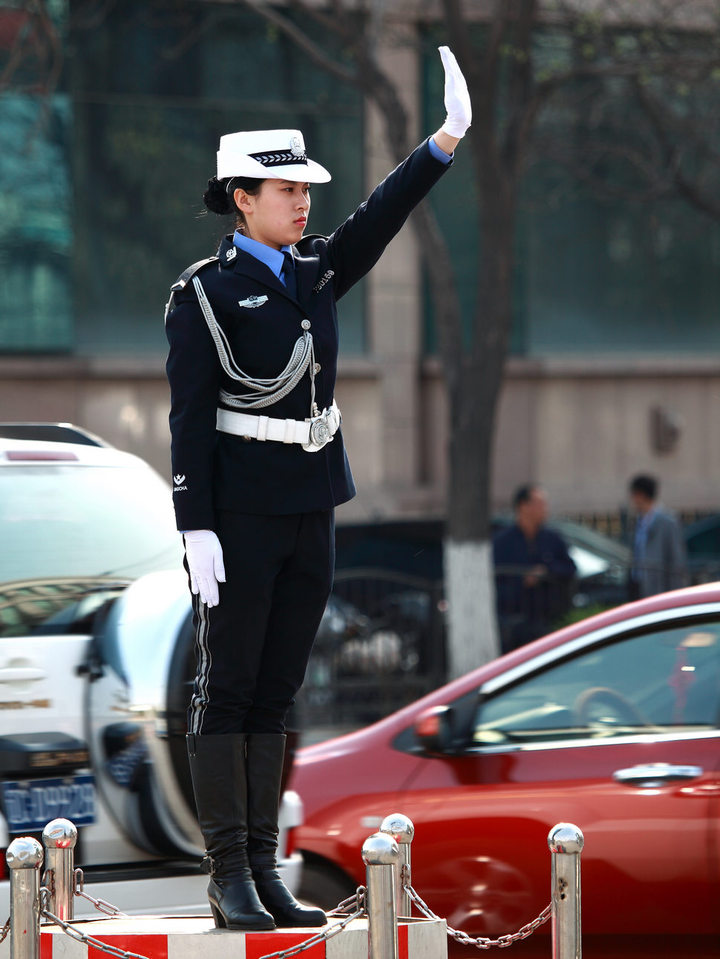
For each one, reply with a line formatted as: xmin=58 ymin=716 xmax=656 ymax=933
xmin=298 ymin=857 xmax=358 ymax=911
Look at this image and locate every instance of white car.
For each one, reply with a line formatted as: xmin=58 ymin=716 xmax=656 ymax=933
xmin=0 ymin=434 xmax=302 ymax=919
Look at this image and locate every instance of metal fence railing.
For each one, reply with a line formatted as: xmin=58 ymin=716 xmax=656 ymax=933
xmin=297 ymin=547 xmax=720 ymax=736
xmin=296 ymin=570 xmax=446 ymax=733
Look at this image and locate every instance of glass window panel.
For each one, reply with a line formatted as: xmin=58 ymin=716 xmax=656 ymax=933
xmin=68 ymin=0 xmax=366 ymax=355
xmin=0 ymin=93 xmax=73 ymax=351
xmin=421 ymin=28 xmax=720 ymax=356
xmin=474 ymin=620 xmax=720 ymax=744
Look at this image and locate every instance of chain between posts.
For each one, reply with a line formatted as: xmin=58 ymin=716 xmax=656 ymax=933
xmin=403 ymin=873 xmax=552 ymax=950
xmin=327 ymin=886 xmax=365 ymax=917
xmin=256 ymin=892 xmax=367 ymax=959
xmin=39 ymin=888 xmax=151 ymax=959
xmin=0 ymin=917 xmax=9 ymax=944
xmin=73 ymin=868 xmax=129 ymax=917
xmin=35 ymin=880 xmax=367 ymax=959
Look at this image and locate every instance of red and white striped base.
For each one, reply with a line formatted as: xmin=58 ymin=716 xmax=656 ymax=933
xmin=40 ymin=915 xmax=447 ymax=958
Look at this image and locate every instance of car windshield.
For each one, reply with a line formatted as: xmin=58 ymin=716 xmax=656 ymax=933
xmin=0 ymin=464 xmax=180 ymax=583
xmin=0 ymin=462 xmax=183 ymax=637
xmin=1 ymin=463 xmax=181 ymax=583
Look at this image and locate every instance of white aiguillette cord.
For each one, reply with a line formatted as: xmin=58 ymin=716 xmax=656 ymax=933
xmin=192 ymin=276 xmax=318 ymax=413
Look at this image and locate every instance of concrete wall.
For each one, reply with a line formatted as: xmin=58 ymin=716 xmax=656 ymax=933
xmin=3 ymin=352 xmax=718 ymax=524
xmin=418 ymin=356 xmax=720 ymax=520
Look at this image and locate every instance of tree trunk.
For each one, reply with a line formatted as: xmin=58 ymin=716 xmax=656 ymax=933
xmin=444 ymin=179 xmax=517 ymax=676
xmin=444 ymin=538 xmax=497 ymax=677
xmin=444 ymin=361 xmax=503 ymax=676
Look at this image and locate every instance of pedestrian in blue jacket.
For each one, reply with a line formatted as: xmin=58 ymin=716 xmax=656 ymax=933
xmin=164 ymin=48 xmax=471 ymax=931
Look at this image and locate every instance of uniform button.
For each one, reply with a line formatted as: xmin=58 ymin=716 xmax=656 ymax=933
xmin=314 ymin=363 xmax=321 ymax=373
xmin=301 ymin=319 xmax=311 ymax=330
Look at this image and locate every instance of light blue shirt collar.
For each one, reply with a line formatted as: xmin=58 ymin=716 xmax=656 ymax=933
xmin=233 ymin=231 xmax=292 ymax=280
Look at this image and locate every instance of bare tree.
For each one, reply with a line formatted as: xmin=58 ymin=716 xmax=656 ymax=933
xmin=221 ymin=0 xmax=720 ymax=678
xmin=233 ymin=0 xmax=528 ymax=676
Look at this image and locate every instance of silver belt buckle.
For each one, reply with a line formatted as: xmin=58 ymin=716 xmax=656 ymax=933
xmin=303 ymin=409 xmax=335 ymax=453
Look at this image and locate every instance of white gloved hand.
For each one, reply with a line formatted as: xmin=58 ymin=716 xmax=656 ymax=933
xmin=439 ymin=46 xmax=472 ymax=139
xmin=184 ymin=530 xmax=226 ymax=608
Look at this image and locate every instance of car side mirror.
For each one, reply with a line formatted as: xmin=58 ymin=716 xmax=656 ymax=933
xmin=413 ymin=705 xmax=455 ymax=755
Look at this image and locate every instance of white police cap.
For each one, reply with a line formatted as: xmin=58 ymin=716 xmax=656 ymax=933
xmin=217 ymin=129 xmax=331 ymax=183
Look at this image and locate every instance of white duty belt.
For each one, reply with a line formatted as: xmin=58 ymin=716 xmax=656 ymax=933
xmin=216 ymin=401 xmax=341 ymax=454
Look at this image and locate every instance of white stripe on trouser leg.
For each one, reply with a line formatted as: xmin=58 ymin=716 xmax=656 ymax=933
xmin=189 ymin=596 xmax=212 ymax=735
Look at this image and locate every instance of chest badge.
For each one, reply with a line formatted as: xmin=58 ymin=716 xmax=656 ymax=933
xmin=239 ymin=295 xmax=269 ymax=309
xmin=312 ymin=269 xmax=334 ymax=293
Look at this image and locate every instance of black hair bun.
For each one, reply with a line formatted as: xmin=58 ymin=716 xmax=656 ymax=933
xmin=203 ymin=176 xmax=234 ymax=215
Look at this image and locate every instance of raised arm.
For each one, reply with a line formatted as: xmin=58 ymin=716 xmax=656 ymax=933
xmin=325 ymin=46 xmax=472 ymax=299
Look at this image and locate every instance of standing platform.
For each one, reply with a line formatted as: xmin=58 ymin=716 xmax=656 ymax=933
xmin=39 ymin=915 xmax=448 ymax=958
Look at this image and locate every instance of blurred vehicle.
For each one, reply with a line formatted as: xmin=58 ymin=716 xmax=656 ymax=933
xmin=297 ymin=518 xmax=631 ymax=728
xmin=292 ymin=584 xmax=720 ymax=959
xmin=0 ymin=421 xmax=109 ymax=447
xmin=684 ymin=513 xmax=720 ymax=583
xmin=549 ymin=518 xmax=630 ymax=610
xmin=0 ymin=437 xmax=302 ymax=918
xmin=335 ymin=516 xmax=631 ymax=612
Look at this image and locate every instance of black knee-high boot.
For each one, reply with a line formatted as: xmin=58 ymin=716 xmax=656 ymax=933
xmin=186 ymin=733 xmax=275 ymax=930
xmin=246 ymin=733 xmax=327 ymax=927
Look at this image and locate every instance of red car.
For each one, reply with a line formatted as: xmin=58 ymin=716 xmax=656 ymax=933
xmin=291 ymin=584 xmax=720 ymax=959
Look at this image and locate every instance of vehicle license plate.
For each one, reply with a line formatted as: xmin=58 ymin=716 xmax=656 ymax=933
xmin=1 ymin=774 xmax=96 ymax=833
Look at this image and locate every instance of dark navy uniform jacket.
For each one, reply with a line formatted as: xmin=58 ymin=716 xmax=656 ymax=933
xmin=165 ymin=139 xmax=451 ymax=531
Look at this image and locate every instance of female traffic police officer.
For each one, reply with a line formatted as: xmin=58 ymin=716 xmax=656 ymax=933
xmin=164 ymin=46 xmax=471 ymax=932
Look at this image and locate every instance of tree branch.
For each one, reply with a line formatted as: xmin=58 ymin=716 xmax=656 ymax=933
xmin=534 ymin=51 xmax=720 ymax=103
xmin=70 ymin=0 xmax=120 ymax=32
xmin=504 ymin=0 xmax=538 ymax=174
xmin=633 ymin=77 xmax=720 ymax=221
xmin=230 ymin=0 xmax=357 ymax=86
xmin=285 ymin=0 xmax=353 ymax=43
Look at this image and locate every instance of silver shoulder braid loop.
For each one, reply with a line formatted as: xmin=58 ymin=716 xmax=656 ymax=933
xmin=192 ymin=276 xmax=319 ymax=414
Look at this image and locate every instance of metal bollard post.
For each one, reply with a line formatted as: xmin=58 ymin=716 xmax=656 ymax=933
xmin=548 ymin=823 xmax=584 ymax=959
xmin=7 ymin=837 xmax=44 ymax=959
xmin=379 ymin=813 xmax=414 ymax=919
xmin=362 ymin=832 xmax=399 ymax=959
xmin=42 ymin=819 xmax=77 ymax=922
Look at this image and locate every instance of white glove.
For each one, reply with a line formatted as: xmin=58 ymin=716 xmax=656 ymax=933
xmin=439 ymin=46 xmax=472 ymax=139
xmin=184 ymin=530 xmax=226 ymax=608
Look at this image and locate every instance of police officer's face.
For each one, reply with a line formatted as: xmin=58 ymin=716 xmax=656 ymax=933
xmin=235 ymin=179 xmax=311 ymax=250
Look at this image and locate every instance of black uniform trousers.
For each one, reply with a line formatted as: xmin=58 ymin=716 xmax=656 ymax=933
xmin=185 ymin=509 xmax=334 ymax=735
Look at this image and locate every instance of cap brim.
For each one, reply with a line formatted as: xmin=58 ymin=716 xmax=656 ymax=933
xmin=217 ymin=153 xmax=331 ymax=183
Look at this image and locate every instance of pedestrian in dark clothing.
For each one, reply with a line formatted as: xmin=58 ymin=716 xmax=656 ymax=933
xmin=493 ymin=484 xmax=576 ymax=654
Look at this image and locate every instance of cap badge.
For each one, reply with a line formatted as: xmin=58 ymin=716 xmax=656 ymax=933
xmin=289 ymin=135 xmax=305 ymax=157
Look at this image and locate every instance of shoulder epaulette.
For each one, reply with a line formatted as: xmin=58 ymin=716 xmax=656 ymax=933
xmin=171 ymin=256 xmax=219 ymax=292
xmin=296 ymin=233 xmax=328 ymax=252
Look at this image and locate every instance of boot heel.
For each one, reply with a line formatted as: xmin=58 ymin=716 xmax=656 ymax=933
xmin=210 ymin=903 xmax=227 ymax=929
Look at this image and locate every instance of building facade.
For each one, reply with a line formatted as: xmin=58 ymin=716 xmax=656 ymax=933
xmin=1 ymin=0 xmax=719 ymax=524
